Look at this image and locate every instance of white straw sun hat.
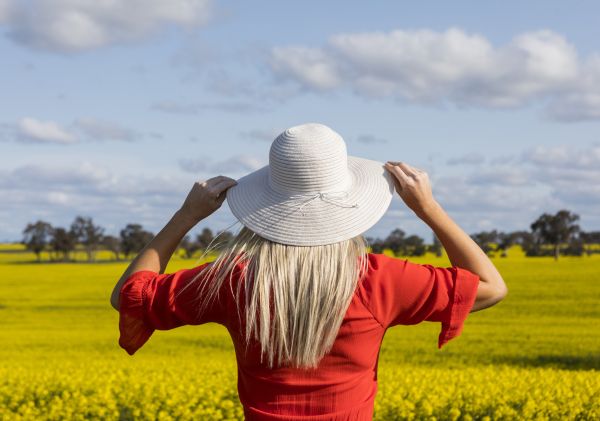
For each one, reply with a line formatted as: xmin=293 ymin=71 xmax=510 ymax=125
xmin=225 ymin=122 xmax=395 ymax=246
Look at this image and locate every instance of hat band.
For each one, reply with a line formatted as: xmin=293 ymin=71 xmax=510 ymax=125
xmin=286 ymin=191 xmax=359 ymax=216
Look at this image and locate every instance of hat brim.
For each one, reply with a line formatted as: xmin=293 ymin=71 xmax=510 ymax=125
xmin=225 ymin=156 xmax=395 ymax=246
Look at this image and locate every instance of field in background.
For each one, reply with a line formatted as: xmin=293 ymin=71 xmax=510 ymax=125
xmin=1 ymin=245 xmax=599 ymax=420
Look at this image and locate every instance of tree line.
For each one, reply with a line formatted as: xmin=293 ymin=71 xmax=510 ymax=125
xmin=364 ymin=209 xmax=598 ymax=261
xmin=20 ymin=216 xmax=234 ymax=263
xmin=19 ymin=209 xmax=600 ymax=263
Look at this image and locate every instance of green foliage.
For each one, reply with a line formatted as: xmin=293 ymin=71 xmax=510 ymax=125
xmin=0 ymin=249 xmax=599 ymax=419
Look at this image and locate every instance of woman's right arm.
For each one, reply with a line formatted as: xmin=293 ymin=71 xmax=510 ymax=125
xmin=384 ymin=161 xmax=508 ymax=313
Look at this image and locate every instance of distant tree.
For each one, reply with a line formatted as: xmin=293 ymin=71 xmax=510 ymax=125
xmin=120 ymin=224 xmax=154 ymax=259
xmin=403 ymin=235 xmax=426 ymax=256
xmin=69 ymin=216 xmax=105 ymax=262
xmin=580 ymin=231 xmax=600 ymax=255
xmin=180 ymin=234 xmax=200 ymax=259
xmin=102 ymin=235 xmax=122 ymax=261
xmin=22 ymin=220 xmax=53 ymax=262
xmin=530 ymin=210 xmax=580 ymax=260
xmin=428 ymin=233 xmax=443 ymax=257
xmin=495 ymin=232 xmax=513 ymax=257
xmin=509 ymin=230 xmax=533 ymax=246
xmin=506 ymin=230 xmax=539 ymax=256
xmin=366 ymin=236 xmax=385 ymax=254
xmin=470 ymin=230 xmax=498 ymax=256
xmin=383 ymin=229 xmax=406 ymax=256
xmin=196 ymin=228 xmax=215 ymax=250
xmin=563 ymin=236 xmax=584 ymax=256
xmin=50 ymin=227 xmax=77 ymax=262
xmin=214 ymin=230 xmax=234 ymax=251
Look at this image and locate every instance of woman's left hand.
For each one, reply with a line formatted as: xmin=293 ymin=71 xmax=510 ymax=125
xmin=178 ymin=175 xmax=238 ymax=225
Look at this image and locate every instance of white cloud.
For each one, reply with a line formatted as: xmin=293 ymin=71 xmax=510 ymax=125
xmin=433 ymin=174 xmax=547 ymax=213
xmin=355 ymin=134 xmax=387 ymax=144
xmin=466 ymin=166 xmax=530 ymax=186
xmin=46 ymin=191 xmax=70 ymax=205
xmin=151 ymin=100 xmax=268 ymax=115
xmin=0 ymin=160 xmax=250 ymax=241
xmin=269 ymin=28 xmax=600 ymax=120
xmin=544 ymin=55 xmax=600 ymax=121
xmin=0 ymin=0 xmax=13 ymax=23
xmin=399 ymin=142 xmax=600 ymax=236
xmin=3 ymin=142 xmax=600 ymax=242
xmin=439 ymin=144 xmax=600 ymax=209
xmin=239 ymin=128 xmax=283 ymax=142
xmin=447 ymin=152 xmax=485 ymax=165
xmin=16 ymin=117 xmax=76 ymax=144
xmin=0 ymin=161 xmax=194 ymax=210
xmin=73 ymin=117 xmax=142 ymax=142
xmin=212 ymin=155 xmax=265 ymax=174
xmin=522 ymin=144 xmax=600 ymax=169
xmin=1 ymin=0 xmax=213 ymax=52
xmin=270 ymin=46 xmax=342 ymax=90
xmin=0 ymin=161 xmax=192 ymax=240
xmin=4 ymin=116 xmax=148 ymax=144
xmin=522 ymin=144 xmax=600 ymax=206
xmin=1 ymin=161 xmax=115 ymax=190
xmin=179 ymin=154 xmax=266 ymax=176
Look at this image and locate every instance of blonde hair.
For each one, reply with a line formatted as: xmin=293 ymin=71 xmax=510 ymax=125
xmin=179 ymin=225 xmax=369 ymax=369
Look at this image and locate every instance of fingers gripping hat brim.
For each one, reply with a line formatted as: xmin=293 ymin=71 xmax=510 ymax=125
xmin=225 ymin=156 xmax=395 ymax=246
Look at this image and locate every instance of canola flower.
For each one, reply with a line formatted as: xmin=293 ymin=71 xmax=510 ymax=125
xmin=1 ymin=359 xmax=598 ymax=420
xmin=1 ymin=247 xmax=599 ymax=420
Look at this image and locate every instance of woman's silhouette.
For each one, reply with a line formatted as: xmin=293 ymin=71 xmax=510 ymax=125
xmin=111 ymin=123 xmax=507 ymax=420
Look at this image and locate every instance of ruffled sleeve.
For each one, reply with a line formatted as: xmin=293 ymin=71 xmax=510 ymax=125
xmin=436 ymin=266 xmax=480 ymax=349
xmin=360 ymin=254 xmax=480 ymax=349
xmin=117 ymin=262 xmax=224 ymax=356
xmin=118 ymin=270 xmax=157 ymax=356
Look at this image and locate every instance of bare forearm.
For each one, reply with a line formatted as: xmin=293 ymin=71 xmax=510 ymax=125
xmin=110 ymin=209 xmax=196 ymax=309
xmin=418 ymin=201 xmax=506 ymax=292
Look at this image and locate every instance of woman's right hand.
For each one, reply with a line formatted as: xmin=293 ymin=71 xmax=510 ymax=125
xmin=384 ymin=161 xmax=439 ymax=217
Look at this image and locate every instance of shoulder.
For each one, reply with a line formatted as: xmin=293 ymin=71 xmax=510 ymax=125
xmin=364 ymin=252 xmax=408 ymax=275
xmin=358 ymin=253 xmax=408 ymax=297
xmin=194 ymin=255 xmax=249 ymax=298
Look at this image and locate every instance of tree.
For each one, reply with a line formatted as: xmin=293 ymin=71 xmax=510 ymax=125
xmin=366 ymin=236 xmax=385 ymax=254
xmin=428 ymin=233 xmax=443 ymax=257
xmin=214 ymin=230 xmax=234 ymax=251
xmin=196 ymin=228 xmax=215 ymax=250
xmin=383 ymin=229 xmax=406 ymax=256
xmin=22 ymin=221 xmax=53 ymax=262
xmin=120 ymin=224 xmax=154 ymax=259
xmin=580 ymin=231 xmax=600 ymax=255
xmin=179 ymin=234 xmax=200 ymax=259
xmin=69 ymin=216 xmax=105 ymax=262
xmin=470 ymin=230 xmax=498 ymax=256
xmin=506 ymin=230 xmax=539 ymax=256
xmin=495 ymin=232 xmax=511 ymax=257
xmin=403 ymin=235 xmax=426 ymax=256
xmin=563 ymin=236 xmax=584 ymax=256
xmin=102 ymin=235 xmax=122 ymax=261
xmin=530 ymin=210 xmax=580 ymax=260
xmin=50 ymin=227 xmax=77 ymax=262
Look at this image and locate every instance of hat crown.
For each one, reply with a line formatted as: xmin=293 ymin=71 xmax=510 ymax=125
xmin=268 ymin=123 xmax=351 ymax=194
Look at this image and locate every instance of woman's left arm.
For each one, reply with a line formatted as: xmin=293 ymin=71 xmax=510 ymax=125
xmin=110 ymin=175 xmax=237 ymax=310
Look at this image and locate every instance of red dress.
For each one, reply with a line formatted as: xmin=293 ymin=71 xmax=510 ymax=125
xmin=118 ymin=253 xmax=480 ymax=420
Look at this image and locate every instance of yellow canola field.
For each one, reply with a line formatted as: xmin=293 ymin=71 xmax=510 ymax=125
xmin=0 ymin=246 xmax=599 ymax=420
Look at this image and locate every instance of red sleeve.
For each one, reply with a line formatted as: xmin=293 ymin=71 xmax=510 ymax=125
xmin=359 ymin=254 xmax=480 ymax=349
xmin=118 ymin=262 xmax=224 ymax=355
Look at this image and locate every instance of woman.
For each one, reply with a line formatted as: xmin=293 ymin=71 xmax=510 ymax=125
xmin=110 ymin=123 xmax=507 ymax=420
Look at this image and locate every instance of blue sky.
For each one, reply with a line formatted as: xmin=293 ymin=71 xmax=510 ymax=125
xmin=1 ymin=0 xmax=600 ymax=243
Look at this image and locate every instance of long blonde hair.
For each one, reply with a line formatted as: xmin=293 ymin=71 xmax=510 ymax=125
xmin=180 ymin=225 xmax=369 ymax=369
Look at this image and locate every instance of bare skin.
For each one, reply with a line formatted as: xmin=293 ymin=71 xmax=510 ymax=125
xmin=110 ymin=175 xmax=238 ymax=311
xmin=384 ymin=161 xmax=507 ymax=313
